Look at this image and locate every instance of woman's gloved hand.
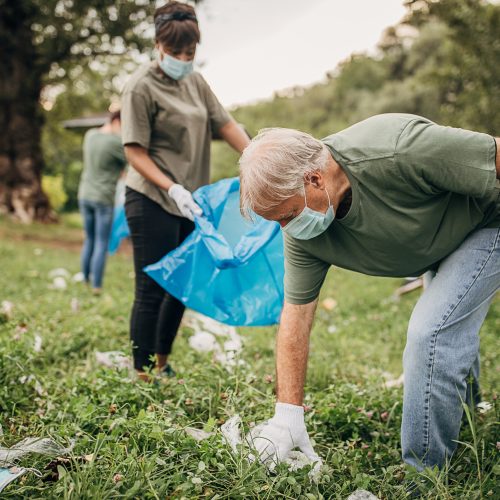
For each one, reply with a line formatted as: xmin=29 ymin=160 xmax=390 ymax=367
xmin=250 ymin=402 xmax=322 ymax=470
xmin=168 ymin=184 xmax=203 ymax=221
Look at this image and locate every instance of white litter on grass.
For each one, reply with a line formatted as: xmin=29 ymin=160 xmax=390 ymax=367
xmin=95 ymin=351 xmax=132 ymax=370
xmin=72 ymin=272 xmax=84 ymax=283
xmin=70 ymin=298 xmax=79 ymax=312
xmin=50 ymin=277 xmax=67 ymax=290
xmin=182 ymin=310 xmax=244 ymax=368
xmin=382 ymin=373 xmax=404 ymax=389
xmin=188 ymin=332 xmax=218 ymax=353
xmin=1 ymin=301 xmax=14 ymax=318
xmin=48 ymin=268 xmax=70 ymax=279
xmin=33 ymin=248 xmax=43 ymax=256
xmin=327 ymin=325 xmax=338 ymax=334
xmin=221 ymin=415 xmax=323 ymax=482
xmin=476 ymin=401 xmax=493 ymax=414
xmin=33 ymin=335 xmax=42 ymax=353
xmin=347 ymin=489 xmax=380 ymax=500
xmin=18 ymin=375 xmax=45 ymax=396
xmin=0 ymin=467 xmax=28 ymax=493
xmin=184 ymin=427 xmax=214 ymax=442
xmin=0 ymin=437 xmax=74 ymax=467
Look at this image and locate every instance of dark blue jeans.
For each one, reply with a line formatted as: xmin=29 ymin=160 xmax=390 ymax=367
xmin=79 ymin=199 xmax=114 ymax=288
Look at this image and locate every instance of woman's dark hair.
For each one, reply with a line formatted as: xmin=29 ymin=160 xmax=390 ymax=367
xmin=154 ymin=1 xmax=200 ymax=49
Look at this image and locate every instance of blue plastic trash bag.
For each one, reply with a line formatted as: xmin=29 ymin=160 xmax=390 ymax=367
xmin=108 ymin=205 xmax=130 ymax=254
xmin=144 ymin=177 xmax=284 ymax=326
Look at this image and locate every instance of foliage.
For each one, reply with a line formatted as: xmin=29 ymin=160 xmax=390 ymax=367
xmin=0 ymin=218 xmax=498 ymax=498
xmin=40 ymin=0 xmax=500 ymax=208
xmin=41 ymin=175 xmax=68 ymax=212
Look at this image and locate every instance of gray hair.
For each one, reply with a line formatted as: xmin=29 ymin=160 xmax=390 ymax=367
xmin=239 ymin=128 xmax=330 ymax=219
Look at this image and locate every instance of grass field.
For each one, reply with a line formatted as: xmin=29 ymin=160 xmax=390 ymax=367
xmin=0 ymin=215 xmax=498 ymax=499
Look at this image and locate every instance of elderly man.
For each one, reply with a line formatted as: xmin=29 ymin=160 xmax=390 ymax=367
xmin=239 ymin=113 xmax=500 ymax=471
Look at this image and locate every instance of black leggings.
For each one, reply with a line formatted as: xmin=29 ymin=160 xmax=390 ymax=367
xmin=125 ymin=187 xmax=194 ymax=370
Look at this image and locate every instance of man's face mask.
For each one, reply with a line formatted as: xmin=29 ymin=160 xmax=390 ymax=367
xmin=282 ymin=185 xmax=335 ymax=240
xmin=159 ymin=52 xmax=193 ymax=80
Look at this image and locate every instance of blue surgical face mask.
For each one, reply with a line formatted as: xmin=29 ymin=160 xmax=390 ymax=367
xmin=159 ymin=52 xmax=193 ymax=80
xmin=282 ymin=186 xmax=335 ymax=240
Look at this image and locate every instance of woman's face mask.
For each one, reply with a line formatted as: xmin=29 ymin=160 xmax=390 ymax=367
xmin=158 ymin=46 xmax=195 ymax=80
xmin=282 ymin=186 xmax=335 ymax=240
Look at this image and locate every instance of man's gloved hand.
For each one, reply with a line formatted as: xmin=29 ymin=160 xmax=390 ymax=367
xmin=168 ymin=183 xmax=202 ymax=221
xmin=251 ymin=402 xmax=322 ymax=469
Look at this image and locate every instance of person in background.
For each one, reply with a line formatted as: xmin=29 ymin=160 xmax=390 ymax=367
xmin=78 ymin=110 xmax=126 ymax=294
xmin=239 ymin=113 xmax=499 ymax=475
xmin=121 ymin=1 xmax=250 ymax=381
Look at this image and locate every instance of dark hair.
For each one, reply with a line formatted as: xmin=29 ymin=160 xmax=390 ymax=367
xmin=109 ymin=110 xmax=121 ymax=122
xmin=154 ymin=1 xmax=200 ymax=49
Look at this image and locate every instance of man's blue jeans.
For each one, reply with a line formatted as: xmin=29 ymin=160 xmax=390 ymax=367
xmin=79 ymin=199 xmax=114 ymax=289
xmin=402 ymin=227 xmax=500 ymax=470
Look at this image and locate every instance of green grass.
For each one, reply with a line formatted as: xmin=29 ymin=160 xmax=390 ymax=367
xmin=0 ymin=216 xmax=498 ymax=499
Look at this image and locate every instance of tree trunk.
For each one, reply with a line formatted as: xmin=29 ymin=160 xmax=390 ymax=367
xmin=0 ymin=1 xmax=56 ymax=223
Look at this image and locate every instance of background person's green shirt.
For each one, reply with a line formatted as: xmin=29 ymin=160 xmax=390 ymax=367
xmin=284 ymin=113 xmax=499 ymax=305
xmin=78 ymin=129 xmax=127 ymax=206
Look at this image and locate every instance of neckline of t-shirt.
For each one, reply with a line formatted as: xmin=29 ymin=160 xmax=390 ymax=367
xmin=325 ymin=146 xmax=360 ymax=225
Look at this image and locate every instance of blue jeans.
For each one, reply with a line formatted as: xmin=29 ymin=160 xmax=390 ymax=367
xmin=79 ymin=199 xmax=114 ymax=289
xmin=402 ymin=227 xmax=500 ymax=470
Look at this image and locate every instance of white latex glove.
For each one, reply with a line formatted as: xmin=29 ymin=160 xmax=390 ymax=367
xmin=168 ymin=183 xmax=202 ymax=221
xmin=250 ymin=402 xmax=322 ymax=470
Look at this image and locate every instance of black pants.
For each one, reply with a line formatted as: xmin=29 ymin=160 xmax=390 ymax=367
xmin=125 ymin=187 xmax=194 ymax=370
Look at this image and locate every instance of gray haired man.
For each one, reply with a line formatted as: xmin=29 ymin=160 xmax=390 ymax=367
xmin=239 ymin=113 xmax=500 ymax=471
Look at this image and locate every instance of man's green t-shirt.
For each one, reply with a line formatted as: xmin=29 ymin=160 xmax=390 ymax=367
xmin=284 ymin=114 xmax=499 ymax=305
xmin=78 ymin=129 xmax=127 ymax=206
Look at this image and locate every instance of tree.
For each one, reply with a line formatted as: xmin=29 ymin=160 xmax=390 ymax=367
xmin=0 ymin=0 xmax=156 ymax=222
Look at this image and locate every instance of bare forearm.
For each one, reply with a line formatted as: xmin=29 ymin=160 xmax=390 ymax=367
xmin=125 ymin=145 xmax=174 ymax=191
xmin=495 ymin=138 xmax=499 ymax=179
xmin=219 ymin=120 xmax=250 ymax=154
xmin=276 ymin=300 xmax=318 ymax=406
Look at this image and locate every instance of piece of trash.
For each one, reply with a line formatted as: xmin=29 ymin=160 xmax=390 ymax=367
xmin=347 ymin=490 xmax=380 ymax=500
xmin=321 ymin=298 xmax=337 ymax=311
xmin=182 ymin=310 xmax=236 ymax=337
xmin=183 ymin=310 xmax=243 ymax=368
xmin=185 ymin=427 xmax=214 ymax=442
xmin=48 ymin=268 xmax=70 ymax=279
xmin=394 ymin=277 xmax=423 ymax=297
xmin=0 ymin=437 xmax=74 ymax=467
xmin=221 ymin=415 xmax=323 ymax=481
xmin=34 ymin=248 xmax=43 ymax=256
xmin=327 ymin=325 xmax=338 ymax=334
xmin=1 ymin=301 xmax=14 ymax=318
xmin=70 ymin=298 xmax=79 ymax=312
xmin=0 ymin=466 xmax=28 ymax=493
xmin=72 ymin=272 xmax=84 ymax=283
xmin=188 ymin=331 xmax=218 ymax=353
xmin=221 ymin=415 xmax=242 ymax=454
xmin=95 ymin=351 xmax=131 ymax=370
xmin=383 ymin=373 xmax=404 ymax=389
xmin=50 ymin=277 xmax=67 ymax=290
xmin=476 ymin=401 xmax=492 ymax=414
xmin=0 ymin=424 xmax=3 ymax=437
xmin=33 ymin=335 xmax=42 ymax=353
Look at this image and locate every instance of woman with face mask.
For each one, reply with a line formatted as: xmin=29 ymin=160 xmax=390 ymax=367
xmin=121 ymin=1 xmax=250 ymax=381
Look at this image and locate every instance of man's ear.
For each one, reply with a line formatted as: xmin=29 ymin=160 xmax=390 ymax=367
xmin=304 ymin=170 xmax=324 ymax=188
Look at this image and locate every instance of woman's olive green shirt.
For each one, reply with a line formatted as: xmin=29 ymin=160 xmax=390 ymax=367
xmin=121 ymin=61 xmax=231 ymax=217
